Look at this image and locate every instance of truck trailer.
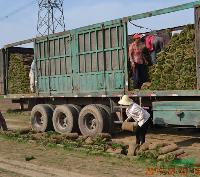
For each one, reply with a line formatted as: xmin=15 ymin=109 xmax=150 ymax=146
xmin=1 ymin=1 xmax=200 ymax=136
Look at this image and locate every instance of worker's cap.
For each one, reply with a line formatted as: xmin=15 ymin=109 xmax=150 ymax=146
xmin=118 ymin=95 xmax=134 ymax=106
xmin=132 ymin=33 xmax=142 ymax=39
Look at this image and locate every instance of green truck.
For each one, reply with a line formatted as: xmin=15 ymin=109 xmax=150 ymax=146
xmin=1 ymin=1 xmax=200 ymax=136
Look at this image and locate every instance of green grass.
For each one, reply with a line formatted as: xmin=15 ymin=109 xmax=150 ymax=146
xmin=6 ymin=109 xmax=30 ymax=116
xmin=0 ymin=131 xmax=199 ymax=177
xmin=0 ymin=131 xmax=131 ymax=161
xmin=110 ymin=143 xmax=123 ymax=149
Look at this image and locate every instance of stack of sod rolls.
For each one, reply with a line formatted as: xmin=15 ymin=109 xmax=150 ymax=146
xmin=146 ymin=25 xmax=197 ymax=90
xmin=8 ymin=54 xmax=33 ymax=94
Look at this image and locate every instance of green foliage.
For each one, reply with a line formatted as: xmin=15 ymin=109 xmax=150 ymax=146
xmin=46 ymin=131 xmax=56 ymax=137
xmin=8 ymin=54 xmax=30 ymax=94
xmin=92 ymin=135 xmax=107 ymax=146
xmin=111 ymin=143 xmax=123 ymax=149
xmin=146 ymin=25 xmax=197 ymax=90
xmin=0 ymin=131 xmax=111 ymax=153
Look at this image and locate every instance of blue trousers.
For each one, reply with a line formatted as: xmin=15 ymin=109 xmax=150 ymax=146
xmin=150 ymin=51 xmax=156 ymax=64
xmin=135 ymin=118 xmax=151 ymax=145
xmin=150 ymin=36 xmax=164 ymax=64
xmin=132 ymin=63 xmax=147 ymax=89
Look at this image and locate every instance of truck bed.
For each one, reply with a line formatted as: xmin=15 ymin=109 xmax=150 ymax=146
xmin=4 ymin=90 xmax=200 ymax=99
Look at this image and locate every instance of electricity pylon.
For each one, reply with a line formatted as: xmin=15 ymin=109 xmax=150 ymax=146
xmin=37 ymin=0 xmax=65 ymax=36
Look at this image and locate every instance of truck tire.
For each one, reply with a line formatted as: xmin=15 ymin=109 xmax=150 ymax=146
xmin=68 ymin=104 xmax=82 ymax=114
xmin=78 ymin=104 xmax=107 ymax=136
xmin=49 ymin=104 xmax=56 ymax=110
xmin=52 ymin=105 xmax=78 ymax=134
xmin=96 ymin=104 xmax=114 ymax=134
xmin=31 ymin=104 xmax=54 ymax=132
xmin=68 ymin=104 xmax=82 ymax=132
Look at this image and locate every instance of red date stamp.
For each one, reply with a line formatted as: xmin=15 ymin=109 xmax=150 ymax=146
xmin=145 ymin=167 xmax=200 ymax=176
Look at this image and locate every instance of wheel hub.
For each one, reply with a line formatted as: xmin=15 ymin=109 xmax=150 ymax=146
xmin=34 ymin=112 xmax=43 ymax=126
xmin=58 ymin=113 xmax=69 ymax=129
xmin=85 ymin=115 xmax=97 ymax=130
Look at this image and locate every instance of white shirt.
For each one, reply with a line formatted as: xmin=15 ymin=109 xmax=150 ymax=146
xmin=31 ymin=61 xmax=35 ymax=72
xmin=126 ymin=103 xmax=150 ymax=127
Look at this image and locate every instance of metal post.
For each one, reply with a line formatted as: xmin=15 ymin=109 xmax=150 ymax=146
xmin=139 ymin=97 xmax=142 ymax=106
xmin=195 ymin=6 xmax=200 ymax=89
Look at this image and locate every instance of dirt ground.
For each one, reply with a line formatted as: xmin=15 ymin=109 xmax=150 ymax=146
xmin=0 ymin=138 xmax=146 ymax=177
xmin=0 ymin=99 xmax=200 ymax=177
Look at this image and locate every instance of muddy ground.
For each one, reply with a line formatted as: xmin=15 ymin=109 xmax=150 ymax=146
xmin=0 ymin=99 xmax=199 ymax=177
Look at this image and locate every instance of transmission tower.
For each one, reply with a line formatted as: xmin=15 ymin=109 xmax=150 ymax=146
xmin=37 ymin=0 xmax=65 ymax=36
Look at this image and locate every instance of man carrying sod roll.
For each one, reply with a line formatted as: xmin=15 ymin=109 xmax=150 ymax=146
xmin=118 ymin=95 xmax=151 ymax=145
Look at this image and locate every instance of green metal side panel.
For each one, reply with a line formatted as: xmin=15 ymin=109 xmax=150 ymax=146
xmin=72 ymin=22 xmax=127 ymax=95
xmin=153 ymin=101 xmax=200 ymax=127
xmin=35 ymin=22 xmax=127 ymax=96
xmin=35 ymin=34 xmax=73 ymax=95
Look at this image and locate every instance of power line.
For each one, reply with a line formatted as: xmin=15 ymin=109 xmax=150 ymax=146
xmin=0 ymin=0 xmax=36 ymax=22
xmin=129 ymin=20 xmax=153 ymax=31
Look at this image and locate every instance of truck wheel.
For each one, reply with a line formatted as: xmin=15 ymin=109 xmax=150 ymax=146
xmin=68 ymin=104 xmax=82 ymax=132
xmin=49 ymin=104 xmax=56 ymax=110
xmin=96 ymin=104 xmax=114 ymax=134
xmin=68 ymin=104 xmax=82 ymax=114
xmin=78 ymin=104 xmax=107 ymax=136
xmin=31 ymin=104 xmax=54 ymax=132
xmin=52 ymin=105 xmax=78 ymax=134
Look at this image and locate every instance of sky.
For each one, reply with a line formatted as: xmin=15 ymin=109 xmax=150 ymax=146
xmin=0 ymin=0 xmax=197 ymax=48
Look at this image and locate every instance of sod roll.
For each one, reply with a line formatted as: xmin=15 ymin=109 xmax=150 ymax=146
xmin=159 ymin=144 xmax=178 ymax=155
xmin=157 ymin=149 xmax=185 ymax=161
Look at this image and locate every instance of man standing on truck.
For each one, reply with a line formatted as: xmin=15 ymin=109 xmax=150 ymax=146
xmin=129 ymin=33 xmax=148 ymax=89
xmin=143 ymin=34 xmax=164 ymax=64
xmin=118 ymin=95 xmax=151 ymax=145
